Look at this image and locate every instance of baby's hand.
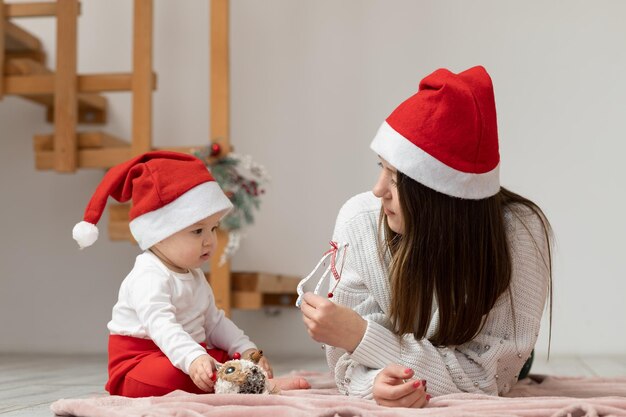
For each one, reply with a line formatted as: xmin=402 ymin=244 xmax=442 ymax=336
xmin=242 ymin=348 xmax=273 ymax=378
xmin=189 ymin=354 xmax=219 ymax=392
xmin=257 ymin=355 xmax=273 ymax=379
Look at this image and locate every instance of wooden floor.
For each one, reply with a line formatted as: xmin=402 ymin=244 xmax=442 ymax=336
xmin=1 ymin=353 xmax=625 ymax=417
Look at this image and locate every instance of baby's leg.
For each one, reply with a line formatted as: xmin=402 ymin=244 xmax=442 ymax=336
xmin=121 ymin=352 xmax=204 ymax=397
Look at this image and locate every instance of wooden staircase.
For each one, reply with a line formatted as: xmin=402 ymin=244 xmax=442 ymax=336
xmin=2 ymin=0 xmax=159 ymax=171
xmin=1 ymin=0 xmax=299 ymax=314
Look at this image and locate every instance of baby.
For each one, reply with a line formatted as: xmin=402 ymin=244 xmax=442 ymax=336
xmin=73 ymin=151 xmax=272 ymax=397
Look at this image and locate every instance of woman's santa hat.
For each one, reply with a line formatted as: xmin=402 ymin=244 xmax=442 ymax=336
xmin=370 ymin=65 xmax=500 ymax=199
xmin=72 ymin=151 xmax=233 ymax=250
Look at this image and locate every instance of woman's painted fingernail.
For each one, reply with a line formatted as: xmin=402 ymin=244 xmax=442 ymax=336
xmin=413 ymin=380 xmax=421 ymax=388
xmin=426 ymin=394 xmax=432 ymax=401
xmin=404 ymin=368 xmax=412 ymax=375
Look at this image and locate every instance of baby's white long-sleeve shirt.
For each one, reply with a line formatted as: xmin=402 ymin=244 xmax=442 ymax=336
xmin=108 ymin=251 xmax=256 ymax=374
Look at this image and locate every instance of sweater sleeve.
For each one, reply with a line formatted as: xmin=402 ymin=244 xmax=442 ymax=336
xmin=326 ymin=196 xmax=551 ymax=399
xmin=129 ymin=268 xmax=208 ymax=374
xmin=203 ymin=281 xmax=257 ymax=357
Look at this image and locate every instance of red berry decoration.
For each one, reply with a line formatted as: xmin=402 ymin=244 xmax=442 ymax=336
xmin=210 ymin=142 xmax=222 ymax=157
xmin=210 ymin=373 xmax=217 ymax=382
xmin=327 ymin=292 xmax=334 ymax=298
xmin=232 ymin=352 xmax=241 ymax=360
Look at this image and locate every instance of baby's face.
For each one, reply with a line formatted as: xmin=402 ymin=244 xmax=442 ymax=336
xmin=152 ymin=211 xmax=223 ymax=272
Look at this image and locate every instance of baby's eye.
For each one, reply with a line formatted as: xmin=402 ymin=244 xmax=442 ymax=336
xmin=211 ymin=222 xmax=220 ymax=232
xmin=191 ymin=229 xmax=203 ymax=235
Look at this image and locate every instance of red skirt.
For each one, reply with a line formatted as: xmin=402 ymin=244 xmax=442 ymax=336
xmin=106 ymin=334 xmax=230 ymax=397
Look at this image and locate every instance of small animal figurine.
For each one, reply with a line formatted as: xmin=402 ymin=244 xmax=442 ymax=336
xmin=214 ymin=350 xmax=275 ymax=394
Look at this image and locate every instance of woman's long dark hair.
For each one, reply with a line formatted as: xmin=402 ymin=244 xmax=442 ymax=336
xmin=382 ymin=172 xmax=552 ymax=347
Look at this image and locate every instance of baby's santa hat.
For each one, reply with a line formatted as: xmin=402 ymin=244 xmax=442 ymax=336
xmin=370 ymin=65 xmax=500 ymax=199
xmin=72 ymin=150 xmax=233 ymax=250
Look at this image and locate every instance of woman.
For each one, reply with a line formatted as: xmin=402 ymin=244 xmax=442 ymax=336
xmin=300 ymin=66 xmax=552 ymax=408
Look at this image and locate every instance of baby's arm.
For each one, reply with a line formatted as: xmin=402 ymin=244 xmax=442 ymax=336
xmin=202 ymin=282 xmax=256 ymax=356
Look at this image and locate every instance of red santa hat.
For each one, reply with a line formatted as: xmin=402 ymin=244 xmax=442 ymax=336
xmin=72 ymin=151 xmax=233 ymax=250
xmin=370 ymin=65 xmax=500 ymax=199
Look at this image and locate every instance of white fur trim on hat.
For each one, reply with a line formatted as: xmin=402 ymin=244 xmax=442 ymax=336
xmin=130 ymin=181 xmax=233 ymax=250
xmin=73 ymin=221 xmax=99 ymax=249
xmin=370 ymin=121 xmax=500 ymax=199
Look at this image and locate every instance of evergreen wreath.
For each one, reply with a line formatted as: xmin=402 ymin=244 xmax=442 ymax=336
xmin=194 ymin=146 xmax=270 ymax=265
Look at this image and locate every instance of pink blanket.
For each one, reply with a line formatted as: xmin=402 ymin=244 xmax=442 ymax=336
xmin=50 ymin=372 xmax=626 ymax=417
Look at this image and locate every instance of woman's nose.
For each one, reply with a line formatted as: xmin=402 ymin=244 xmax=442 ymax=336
xmin=372 ymin=172 xmax=388 ymax=198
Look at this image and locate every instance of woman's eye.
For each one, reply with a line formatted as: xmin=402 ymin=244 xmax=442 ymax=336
xmin=390 ymin=177 xmax=397 ymax=187
xmin=377 ymin=162 xmax=383 ymax=168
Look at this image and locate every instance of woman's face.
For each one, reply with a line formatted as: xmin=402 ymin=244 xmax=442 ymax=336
xmin=372 ymin=157 xmax=404 ymax=234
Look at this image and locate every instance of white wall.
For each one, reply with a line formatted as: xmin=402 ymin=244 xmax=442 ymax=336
xmin=1 ymin=0 xmax=625 ymax=357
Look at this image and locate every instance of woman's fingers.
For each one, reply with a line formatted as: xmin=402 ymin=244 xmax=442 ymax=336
xmin=381 ymin=363 xmax=414 ymax=381
xmin=300 ymin=302 xmax=322 ymax=334
xmin=378 ymin=378 xmax=422 ymax=401
xmin=301 ymin=313 xmax=314 ymax=329
xmin=373 ymin=364 xmax=429 ymax=408
xmin=377 ymin=380 xmax=427 ymax=408
xmin=302 ymin=292 xmax=328 ymax=308
xmin=300 ymin=300 xmax=315 ymax=319
xmin=408 ymin=390 xmax=430 ymax=409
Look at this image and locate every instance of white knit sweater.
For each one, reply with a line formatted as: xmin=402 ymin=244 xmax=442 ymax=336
xmin=325 ymin=192 xmax=550 ymax=399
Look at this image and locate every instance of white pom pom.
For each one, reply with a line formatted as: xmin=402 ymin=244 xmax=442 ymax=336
xmin=72 ymin=221 xmax=99 ymax=249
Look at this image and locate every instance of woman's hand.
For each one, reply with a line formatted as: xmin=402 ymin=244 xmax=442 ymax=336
xmin=373 ymin=364 xmax=430 ymax=408
xmin=189 ymin=354 xmax=219 ymax=392
xmin=300 ymin=292 xmax=367 ymax=352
